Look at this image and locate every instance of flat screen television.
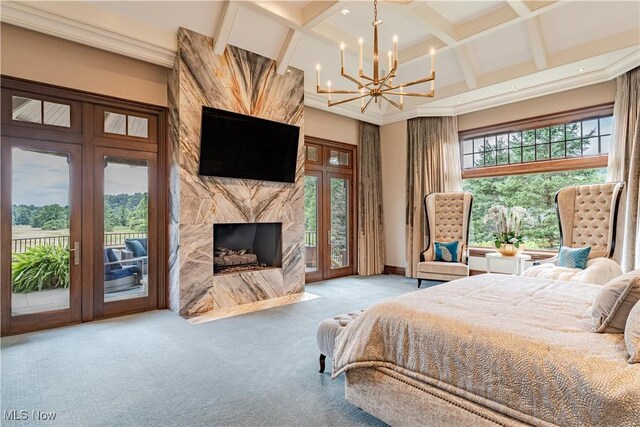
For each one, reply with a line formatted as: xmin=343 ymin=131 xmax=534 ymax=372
xmin=198 ymin=106 xmax=300 ymax=183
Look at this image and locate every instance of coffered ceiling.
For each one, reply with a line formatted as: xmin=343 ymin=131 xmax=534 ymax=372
xmin=2 ymin=0 xmax=638 ymax=125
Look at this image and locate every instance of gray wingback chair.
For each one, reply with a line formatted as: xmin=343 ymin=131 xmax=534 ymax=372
xmin=417 ymin=192 xmax=473 ymax=287
xmin=522 ymin=182 xmax=625 ymax=284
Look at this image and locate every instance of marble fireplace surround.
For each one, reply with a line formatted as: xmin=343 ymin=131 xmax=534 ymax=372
xmin=168 ymin=28 xmax=305 ymax=317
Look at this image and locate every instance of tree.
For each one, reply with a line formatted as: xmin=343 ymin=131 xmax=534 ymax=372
xmin=303 ymin=176 xmax=317 ymax=245
xmin=329 ymin=178 xmax=348 ymax=265
xmin=104 ymin=203 xmax=117 ymax=232
xmin=128 ymin=194 xmax=148 ymax=232
xmin=29 ymin=204 xmax=67 ymax=229
xmin=12 ymin=204 xmax=36 ymax=225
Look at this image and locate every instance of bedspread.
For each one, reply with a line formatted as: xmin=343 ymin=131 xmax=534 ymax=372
xmin=332 ymin=274 xmax=640 ymax=426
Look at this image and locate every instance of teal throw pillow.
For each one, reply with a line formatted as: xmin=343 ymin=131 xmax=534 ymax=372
xmin=126 ymin=239 xmax=147 ymax=258
xmin=558 ymin=246 xmax=591 ymax=269
xmin=434 ymin=241 xmax=458 ymax=263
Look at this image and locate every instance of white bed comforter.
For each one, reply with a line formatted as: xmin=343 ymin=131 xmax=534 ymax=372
xmin=332 ymin=274 xmax=640 ymax=427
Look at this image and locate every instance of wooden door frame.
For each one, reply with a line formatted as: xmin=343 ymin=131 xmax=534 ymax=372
xmin=304 ymin=136 xmax=358 ymax=282
xmin=0 ymin=137 xmax=83 ymax=335
xmin=1 ymin=76 xmax=167 ymax=335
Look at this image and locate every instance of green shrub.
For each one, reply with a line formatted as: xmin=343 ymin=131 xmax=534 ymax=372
xmin=41 ymin=218 xmax=68 ymax=230
xmin=12 ymin=245 xmax=70 ymax=293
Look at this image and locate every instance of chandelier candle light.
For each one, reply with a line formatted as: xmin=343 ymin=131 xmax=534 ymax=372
xmin=316 ymin=0 xmax=436 ymax=113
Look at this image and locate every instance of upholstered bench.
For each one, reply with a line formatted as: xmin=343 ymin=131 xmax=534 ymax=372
xmin=317 ymin=310 xmax=364 ymax=373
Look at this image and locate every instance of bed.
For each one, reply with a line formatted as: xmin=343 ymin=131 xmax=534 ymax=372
xmin=332 ymin=274 xmax=640 ymax=426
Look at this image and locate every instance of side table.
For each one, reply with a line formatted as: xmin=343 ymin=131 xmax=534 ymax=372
xmin=485 ymin=252 xmax=532 ymax=276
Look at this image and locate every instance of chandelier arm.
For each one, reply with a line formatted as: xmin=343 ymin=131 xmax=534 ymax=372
xmin=328 ymin=93 xmax=370 ymax=107
xmin=361 ymin=96 xmax=375 ymax=113
xmin=377 ymin=66 xmax=397 ymax=90
xmin=340 ymin=70 xmax=365 ymax=88
xmin=381 ymin=91 xmax=434 ymax=97
xmin=359 ymin=73 xmax=374 ymax=82
xmin=381 ymin=95 xmax=403 ymax=110
xmin=384 ymin=72 xmax=435 ymax=91
xmin=318 ymin=89 xmax=363 ymax=95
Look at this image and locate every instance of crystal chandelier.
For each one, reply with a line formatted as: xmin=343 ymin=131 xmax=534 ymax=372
xmin=315 ymin=0 xmax=436 ymax=113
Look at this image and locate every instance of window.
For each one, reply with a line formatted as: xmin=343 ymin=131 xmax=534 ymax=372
xmin=104 ymin=111 xmax=149 ymax=138
xmin=329 ymin=149 xmax=350 ymax=166
xmin=460 ymin=106 xmax=612 ymax=251
xmin=461 ymin=114 xmax=612 ymax=169
xmin=11 ymin=96 xmax=71 ymax=128
xmin=463 ymin=168 xmax=607 ymax=250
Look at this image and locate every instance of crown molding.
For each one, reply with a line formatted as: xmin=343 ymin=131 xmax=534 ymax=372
xmin=0 ymin=1 xmax=175 ymax=67
xmin=304 ymin=92 xmax=384 ymax=125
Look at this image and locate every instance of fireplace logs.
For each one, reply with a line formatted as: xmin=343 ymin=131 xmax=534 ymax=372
xmin=214 ymin=247 xmax=273 ymax=274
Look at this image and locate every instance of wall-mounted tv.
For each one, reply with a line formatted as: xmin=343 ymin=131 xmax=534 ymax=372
xmin=198 ymin=106 xmax=300 ymax=183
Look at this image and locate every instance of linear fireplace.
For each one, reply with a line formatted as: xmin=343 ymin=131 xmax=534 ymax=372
xmin=213 ymin=223 xmax=283 ymax=274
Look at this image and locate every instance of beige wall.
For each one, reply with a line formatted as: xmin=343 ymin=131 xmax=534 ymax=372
xmin=380 ymin=80 xmax=616 ymax=272
xmin=458 ymin=80 xmax=616 ymax=131
xmin=380 ymin=120 xmax=407 ymax=268
xmin=305 ymin=107 xmax=359 ymax=145
xmin=1 ymin=24 xmax=168 ymax=106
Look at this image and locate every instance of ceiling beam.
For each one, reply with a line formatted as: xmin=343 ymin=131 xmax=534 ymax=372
xmin=276 ymin=29 xmax=302 ymax=75
xmin=301 ymin=1 xmax=345 ymax=30
xmin=454 ymin=46 xmax=478 ymax=89
xmin=408 ymin=3 xmax=457 ymax=46
xmin=506 ymin=0 xmax=532 ymax=17
xmin=398 ymin=0 xmax=566 ymax=69
xmin=213 ymin=1 xmax=239 ymax=55
xmin=525 ymin=17 xmax=548 ymax=71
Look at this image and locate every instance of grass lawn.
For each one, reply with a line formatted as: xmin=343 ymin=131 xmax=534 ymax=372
xmin=12 ymin=225 xmax=70 ymax=239
xmin=12 ymin=225 xmax=139 ymax=239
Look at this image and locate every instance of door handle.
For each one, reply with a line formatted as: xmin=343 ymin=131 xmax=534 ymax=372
xmin=68 ymin=241 xmax=80 ymax=265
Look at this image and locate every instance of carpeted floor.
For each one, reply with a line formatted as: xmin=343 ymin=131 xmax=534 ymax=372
xmin=1 ymin=274 xmax=438 ymax=427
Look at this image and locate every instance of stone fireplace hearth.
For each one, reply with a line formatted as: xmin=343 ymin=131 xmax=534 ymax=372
xmin=168 ymin=28 xmax=305 ymax=317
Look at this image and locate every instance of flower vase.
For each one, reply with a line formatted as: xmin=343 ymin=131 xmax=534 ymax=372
xmin=496 ymin=243 xmax=523 ymax=257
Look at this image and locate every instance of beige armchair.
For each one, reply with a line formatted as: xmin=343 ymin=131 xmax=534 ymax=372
xmin=522 ymin=182 xmax=625 ymax=285
xmin=417 ymin=192 xmax=473 ymax=287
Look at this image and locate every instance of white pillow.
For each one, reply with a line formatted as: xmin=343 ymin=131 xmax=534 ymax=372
xmin=592 ymin=269 xmax=640 ymax=333
xmin=625 ymin=301 xmax=640 ymax=364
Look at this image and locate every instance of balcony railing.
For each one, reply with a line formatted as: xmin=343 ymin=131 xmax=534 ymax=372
xmin=11 ymin=236 xmax=70 ymax=253
xmin=11 ymin=232 xmax=148 ymax=253
xmin=305 ymin=231 xmax=316 ymax=246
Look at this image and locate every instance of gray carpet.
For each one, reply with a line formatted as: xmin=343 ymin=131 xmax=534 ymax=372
xmin=1 ymin=274 xmax=437 ymax=427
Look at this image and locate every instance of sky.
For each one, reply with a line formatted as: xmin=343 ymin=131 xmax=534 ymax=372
xmin=12 ymin=148 xmax=148 ymax=207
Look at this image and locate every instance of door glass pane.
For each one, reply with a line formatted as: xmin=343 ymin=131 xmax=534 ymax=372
xmin=304 ymin=175 xmax=318 ymax=273
xmin=11 ymin=148 xmax=70 ymax=315
xmin=306 ymin=145 xmax=318 ymax=162
xmin=43 ymin=101 xmax=71 ymax=128
xmin=330 ymin=177 xmax=349 ymax=269
xmin=103 ymin=157 xmax=149 ymax=302
xmin=104 ymin=112 xmax=127 ymax=135
xmin=12 ymin=97 xmax=42 ymax=124
xmin=127 ymin=116 xmax=149 ymax=138
xmin=329 ymin=150 xmax=349 ymax=166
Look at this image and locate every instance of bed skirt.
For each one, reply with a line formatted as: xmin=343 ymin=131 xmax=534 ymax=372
xmin=345 ymin=367 xmax=543 ymax=427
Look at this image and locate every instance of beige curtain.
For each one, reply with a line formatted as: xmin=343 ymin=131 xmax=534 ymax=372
xmin=607 ymin=66 xmax=640 ymax=272
xmin=405 ymin=117 xmax=462 ymax=278
xmin=357 ymin=121 xmax=385 ymax=275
